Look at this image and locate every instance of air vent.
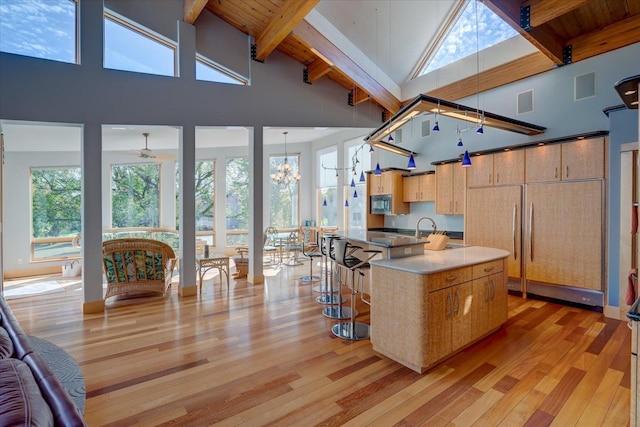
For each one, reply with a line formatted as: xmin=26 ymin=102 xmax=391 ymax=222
xmin=396 ymin=129 xmax=403 ymax=144
xmin=575 ymin=72 xmax=596 ymax=100
xmin=421 ymin=119 xmax=431 ymax=137
xmin=517 ymin=90 xmax=534 ymax=115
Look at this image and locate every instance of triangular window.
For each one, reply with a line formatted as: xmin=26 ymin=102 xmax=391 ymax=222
xmin=419 ymin=0 xmax=518 ymax=76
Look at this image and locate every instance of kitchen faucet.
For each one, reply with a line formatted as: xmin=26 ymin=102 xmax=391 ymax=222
xmin=415 ymin=216 xmax=437 ymax=239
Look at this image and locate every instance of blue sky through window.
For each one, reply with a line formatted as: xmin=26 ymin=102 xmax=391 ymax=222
xmin=196 ymin=57 xmax=244 ymax=85
xmin=104 ymin=16 xmax=175 ymax=77
xmin=421 ymin=1 xmax=518 ymax=75
xmin=0 ymin=0 xmax=76 ymax=63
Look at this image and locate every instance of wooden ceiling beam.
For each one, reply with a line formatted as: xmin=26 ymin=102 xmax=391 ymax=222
xmin=254 ymin=0 xmax=319 ymax=62
xmin=352 ymin=87 xmax=370 ymax=105
xmin=485 ymin=0 xmax=565 ymax=64
xmin=427 ymin=51 xmax=554 ymax=102
xmin=184 ymin=0 xmax=208 ymax=25
xmin=292 ymin=20 xmax=401 ymax=114
xmin=526 ymin=0 xmax=590 ymax=27
xmin=569 ymin=13 xmax=640 ymax=62
xmin=306 ymin=58 xmax=332 ymax=83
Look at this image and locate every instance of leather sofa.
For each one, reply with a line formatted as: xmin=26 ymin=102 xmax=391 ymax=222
xmin=0 ymin=296 xmax=86 ymax=426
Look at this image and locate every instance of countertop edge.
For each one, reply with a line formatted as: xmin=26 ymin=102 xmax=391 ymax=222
xmin=369 ymin=246 xmax=510 ymax=274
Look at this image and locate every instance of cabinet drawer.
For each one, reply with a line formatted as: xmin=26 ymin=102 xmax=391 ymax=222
xmin=428 ymin=266 xmax=472 ymax=292
xmin=473 ymin=260 xmax=504 ymax=279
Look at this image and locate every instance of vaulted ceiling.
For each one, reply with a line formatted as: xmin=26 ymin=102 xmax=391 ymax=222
xmin=184 ymin=0 xmax=640 ymax=117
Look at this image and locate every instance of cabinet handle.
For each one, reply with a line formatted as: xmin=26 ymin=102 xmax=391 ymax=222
xmin=496 ymin=173 xmax=500 ymax=184
xmin=489 ymin=173 xmax=492 ymax=184
xmin=512 ymin=203 xmax=517 ymax=260
xmin=454 ymin=290 xmax=460 ymax=315
xmin=566 ymin=165 xmax=569 ymax=178
xmin=529 ymin=203 xmax=534 ymax=262
xmin=445 ymin=275 xmax=459 ymax=282
xmin=483 ymin=266 xmax=494 ymax=273
xmin=555 ymin=167 xmax=558 ymax=179
xmin=447 ymin=292 xmax=453 ymax=318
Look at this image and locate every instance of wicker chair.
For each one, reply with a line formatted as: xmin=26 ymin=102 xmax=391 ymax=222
xmin=102 ymin=238 xmax=177 ymax=301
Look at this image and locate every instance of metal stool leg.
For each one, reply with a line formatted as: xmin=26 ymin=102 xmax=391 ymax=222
xmin=332 ymin=268 xmax=369 ymax=340
xmin=322 ymin=258 xmax=350 ymax=319
xmin=300 ymin=254 xmax=321 ymax=282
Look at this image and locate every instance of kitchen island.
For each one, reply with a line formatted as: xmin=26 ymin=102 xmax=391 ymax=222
xmin=334 ymin=230 xmax=426 ymax=258
xmin=369 ymin=246 xmax=510 ymax=373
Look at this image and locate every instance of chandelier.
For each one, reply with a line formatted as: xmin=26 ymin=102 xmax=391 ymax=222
xmin=271 ymin=131 xmax=301 ymax=186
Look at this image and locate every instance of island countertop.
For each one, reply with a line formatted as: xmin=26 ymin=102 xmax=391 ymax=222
xmin=369 ymin=245 xmax=510 ymax=274
xmin=335 ymin=230 xmax=425 ymax=248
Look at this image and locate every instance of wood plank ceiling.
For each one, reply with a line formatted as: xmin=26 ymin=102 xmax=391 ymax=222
xmin=185 ymin=0 xmax=640 ymax=117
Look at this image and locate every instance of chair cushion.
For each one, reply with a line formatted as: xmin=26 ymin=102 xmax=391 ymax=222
xmin=0 ymin=327 xmax=13 ymax=358
xmin=0 ymin=358 xmax=54 ymax=427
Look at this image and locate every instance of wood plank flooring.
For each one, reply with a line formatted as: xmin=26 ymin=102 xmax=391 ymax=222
xmin=3 ymin=261 xmax=632 ymax=426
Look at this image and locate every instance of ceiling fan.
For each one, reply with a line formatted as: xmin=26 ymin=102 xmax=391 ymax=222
xmin=132 ymin=132 xmax=176 ymax=161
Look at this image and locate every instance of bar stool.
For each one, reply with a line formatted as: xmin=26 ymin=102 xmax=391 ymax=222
xmin=316 ymin=235 xmax=346 ymax=307
xmin=300 ymin=231 xmax=322 ymax=282
xmin=321 ymin=235 xmax=350 ymax=319
xmin=332 ymin=239 xmax=380 ymax=340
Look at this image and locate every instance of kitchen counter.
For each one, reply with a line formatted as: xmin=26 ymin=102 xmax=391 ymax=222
xmin=335 ymin=230 xmax=426 ymax=258
xmin=369 ymin=245 xmax=509 ymax=373
xmin=369 ymin=245 xmax=509 ymax=273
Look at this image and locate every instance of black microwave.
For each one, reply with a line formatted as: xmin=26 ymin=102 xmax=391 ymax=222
xmin=370 ymin=194 xmax=392 ymax=214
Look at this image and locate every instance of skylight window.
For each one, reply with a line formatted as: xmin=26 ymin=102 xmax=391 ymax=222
xmin=0 ymin=0 xmax=77 ymax=64
xmin=419 ymin=0 xmax=518 ymax=76
xmin=104 ymin=12 xmax=176 ymax=77
xmin=196 ymin=55 xmax=246 ymax=85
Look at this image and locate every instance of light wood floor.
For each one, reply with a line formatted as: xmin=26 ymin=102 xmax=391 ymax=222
xmin=3 ymin=260 xmax=632 ymax=426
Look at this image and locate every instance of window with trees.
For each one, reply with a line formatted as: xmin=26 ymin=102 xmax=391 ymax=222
xmin=225 ymin=157 xmax=249 ymax=245
xmin=269 ymin=154 xmax=300 ymax=230
xmin=0 ymin=0 xmax=77 ymax=64
xmin=111 ymin=164 xmax=160 ymax=228
xmin=317 ymin=148 xmax=338 ymax=227
xmin=195 ymin=160 xmax=215 ymax=244
xmin=31 ymin=167 xmax=81 ymax=260
xmin=104 ymin=11 xmax=176 ymax=77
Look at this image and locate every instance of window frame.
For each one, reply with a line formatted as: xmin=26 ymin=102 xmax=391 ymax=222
xmin=30 ymin=165 xmax=82 ymax=262
xmin=196 ymin=54 xmax=247 ymax=85
xmin=103 ymin=10 xmax=177 ymax=77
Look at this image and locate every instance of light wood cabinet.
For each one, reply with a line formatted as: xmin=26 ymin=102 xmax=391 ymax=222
xmin=369 ymin=170 xmax=395 ymax=195
xmin=525 ymin=180 xmax=602 ymax=290
xmin=466 ymin=186 xmax=522 ymax=279
xmin=436 ymin=163 xmax=465 ymax=214
xmin=403 ymin=173 xmax=435 ymax=202
xmin=472 ymin=270 xmax=508 ymax=340
xmin=467 ymin=150 xmax=524 ymax=188
xmin=367 ymin=170 xmax=409 ymax=215
xmin=525 ymin=137 xmax=605 ymax=183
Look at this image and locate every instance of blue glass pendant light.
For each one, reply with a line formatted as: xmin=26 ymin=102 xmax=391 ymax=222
xmin=353 ymin=189 xmax=358 ymax=198
xmin=387 ymin=134 xmax=394 ymax=143
xmin=476 ymin=125 xmax=484 ymax=134
xmin=407 ymin=154 xmax=416 ymax=170
xmin=369 ymin=145 xmax=375 ymax=152
xmin=374 ymin=162 xmax=382 ymax=175
xmin=359 ymin=171 xmax=366 ymax=182
xmin=461 ymin=150 xmax=472 ymax=167
xmin=350 ymin=178 xmax=356 ymax=187
xmin=432 ymin=121 xmax=440 ymax=131
xmin=322 ymin=198 xmax=327 ymax=206
xmin=457 ymin=136 xmax=463 ymax=147
xmin=344 ymin=199 xmax=349 ymax=207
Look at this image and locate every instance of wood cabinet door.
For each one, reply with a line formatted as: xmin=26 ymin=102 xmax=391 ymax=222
xmin=427 ymin=288 xmax=453 ymax=363
xmin=453 ymin=164 xmax=465 ymax=214
xmin=466 ymin=154 xmax=493 ymax=187
xmin=390 ymin=172 xmax=410 ymax=214
xmin=525 ymin=144 xmax=561 ymax=183
xmin=489 ymin=269 xmax=508 ymax=330
xmin=525 ymin=181 xmax=602 ymax=290
xmin=561 ymin=137 xmax=605 ymax=180
xmin=451 ymin=281 xmax=475 ymax=351
xmin=403 ymin=175 xmax=420 ymax=202
xmin=369 ymin=174 xmax=383 ymax=195
xmin=421 ymin=174 xmax=436 ymax=201
xmin=380 ymin=171 xmax=394 ymax=194
xmin=494 ymin=150 xmax=524 ymax=185
xmin=436 ymin=164 xmax=454 ymax=214
xmin=466 ymin=186 xmax=522 ymax=279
